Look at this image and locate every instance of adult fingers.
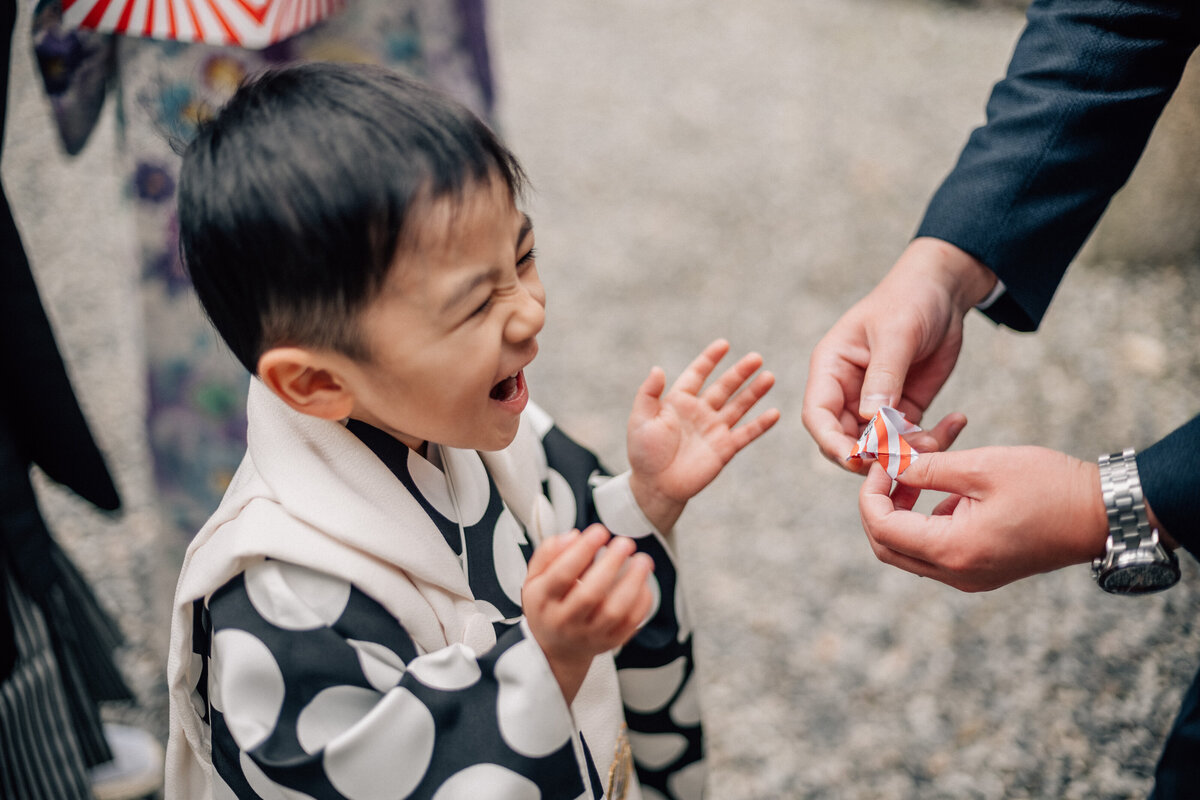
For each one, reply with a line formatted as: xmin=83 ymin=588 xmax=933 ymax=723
xmin=801 ymin=337 xmax=870 ymax=469
xmin=859 ymin=324 xmax=919 ymax=419
xmin=904 ymin=412 xmax=967 ymax=454
xmin=859 ymin=463 xmax=954 ymax=564
xmin=893 ymin=448 xmax=993 ymax=497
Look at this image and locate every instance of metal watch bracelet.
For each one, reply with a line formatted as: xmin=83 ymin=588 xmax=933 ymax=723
xmin=1098 ymin=448 xmax=1150 ymax=558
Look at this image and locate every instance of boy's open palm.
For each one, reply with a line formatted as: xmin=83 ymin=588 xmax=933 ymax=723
xmin=627 ymin=340 xmax=780 ymax=532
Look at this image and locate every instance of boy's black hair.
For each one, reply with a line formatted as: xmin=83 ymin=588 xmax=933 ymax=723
xmin=178 ymin=61 xmax=527 ymax=374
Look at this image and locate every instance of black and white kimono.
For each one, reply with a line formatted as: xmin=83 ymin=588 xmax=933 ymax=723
xmin=165 ymin=380 xmax=704 ymax=800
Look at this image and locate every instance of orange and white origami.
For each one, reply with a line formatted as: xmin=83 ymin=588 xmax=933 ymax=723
xmin=847 ymin=406 xmax=921 ymax=478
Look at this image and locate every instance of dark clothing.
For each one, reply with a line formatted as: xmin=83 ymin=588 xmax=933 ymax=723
xmin=0 ymin=1 xmax=132 ymax=797
xmin=916 ymin=0 xmax=1200 ymax=552
xmin=914 ymin=1 xmax=1200 ymax=794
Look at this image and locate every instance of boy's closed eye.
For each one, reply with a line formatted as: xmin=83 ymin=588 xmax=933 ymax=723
xmin=468 ymin=247 xmax=537 ymax=318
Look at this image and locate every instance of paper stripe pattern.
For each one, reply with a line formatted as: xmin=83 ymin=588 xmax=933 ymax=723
xmin=846 ymin=406 xmax=921 ymax=478
xmin=61 ymin=0 xmax=348 ymax=48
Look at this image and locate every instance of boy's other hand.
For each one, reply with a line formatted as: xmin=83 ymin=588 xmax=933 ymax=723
xmin=627 ymin=339 xmax=780 ymax=532
xmin=522 ymin=525 xmax=655 ymax=704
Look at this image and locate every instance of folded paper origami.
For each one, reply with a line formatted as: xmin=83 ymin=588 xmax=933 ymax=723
xmin=847 ymin=406 xmax=921 ymax=478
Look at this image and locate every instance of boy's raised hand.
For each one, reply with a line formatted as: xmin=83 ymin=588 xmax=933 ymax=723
xmin=627 ymin=339 xmax=780 ymax=533
xmin=522 ymin=525 xmax=655 ymax=704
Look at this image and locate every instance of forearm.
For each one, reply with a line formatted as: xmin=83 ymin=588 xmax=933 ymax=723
xmin=918 ymin=0 xmax=1200 ymax=331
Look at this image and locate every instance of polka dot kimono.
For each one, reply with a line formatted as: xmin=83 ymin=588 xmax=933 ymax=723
xmin=179 ymin=395 xmax=705 ymax=800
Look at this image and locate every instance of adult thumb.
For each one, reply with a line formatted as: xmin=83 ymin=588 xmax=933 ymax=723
xmin=858 ymin=335 xmax=916 ymax=418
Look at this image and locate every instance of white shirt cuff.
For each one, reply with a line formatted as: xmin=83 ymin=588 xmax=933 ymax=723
xmin=590 ymin=471 xmax=660 ymax=539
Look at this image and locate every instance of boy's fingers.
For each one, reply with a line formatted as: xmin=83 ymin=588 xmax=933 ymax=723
xmin=671 ymin=339 xmax=731 ymax=396
xmin=600 ymin=552 xmax=655 ymax=630
xmin=534 ymin=525 xmax=611 ymax=598
xmin=629 ymin=367 xmax=666 ymax=428
xmin=729 ymin=408 xmax=781 ymax=452
xmin=703 ymin=352 xmax=765 ymax=409
xmin=573 ymin=536 xmax=637 ymax=606
xmin=720 ymin=369 xmax=775 ymax=422
xmin=526 ymin=530 xmax=576 ymax=580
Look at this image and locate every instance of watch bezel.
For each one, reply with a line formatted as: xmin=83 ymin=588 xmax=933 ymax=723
xmin=1094 ymin=541 xmax=1181 ymax=594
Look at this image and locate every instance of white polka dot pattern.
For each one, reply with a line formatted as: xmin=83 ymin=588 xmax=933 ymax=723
xmin=296 ymin=685 xmax=381 ymax=753
xmin=244 ymin=561 xmax=351 ymax=630
xmin=492 ymin=509 xmax=529 ymax=605
xmin=545 ymin=468 xmax=577 ymax=533
xmin=430 ymin=763 xmax=540 ymax=800
xmin=406 ymin=644 xmax=483 ymax=691
xmin=323 ymin=687 xmax=435 ymax=800
xmin=196 ymin=414 xmax=707 ymax=800
xmin=239 ymin=750 xmax=317 ymax=799
xmin=669 ymin=673 xmax=703 ymax=727
xmin=407 ymin=447 xmax=458 ymax=521
xmin=494 ymin=637 xmax=573 ymax=757
xmin=627 ymin=730 xmax=689 ymax=771
xmin=347 ymin=639 xmax=406 ymax=692
xmin=211 ymin=628 xmax=285 ymax=749
xmin=618 ymin=656 xmax=687 ymax=714
xmin=667 ymin=759 xmax=707 ymax=799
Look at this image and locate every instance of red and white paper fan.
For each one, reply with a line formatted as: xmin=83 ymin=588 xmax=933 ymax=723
xmin=61 ymin=0 xmax=348 ymax=48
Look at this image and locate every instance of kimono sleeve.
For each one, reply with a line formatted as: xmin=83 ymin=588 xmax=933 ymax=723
xmin=538 ymin=421 xmax=706 ymax=800
xmin=198 ymin=559 xmax=596 ymax=799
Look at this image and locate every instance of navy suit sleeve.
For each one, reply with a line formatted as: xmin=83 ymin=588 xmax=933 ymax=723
xmin=916 ymin=0 xmax=1200 ymax=554
xmin=916 ymin=0 xmax=1200 ymax=331
xmin=1137 ymin=416 xmax=1200 ymax=556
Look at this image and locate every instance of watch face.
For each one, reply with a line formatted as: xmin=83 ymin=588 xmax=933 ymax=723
xmin=1100 ymin=562 xmax=1180 ymax=594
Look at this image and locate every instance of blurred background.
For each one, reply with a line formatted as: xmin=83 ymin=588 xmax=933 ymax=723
xmin=6 ymin=0 xmax=1200 ymax=797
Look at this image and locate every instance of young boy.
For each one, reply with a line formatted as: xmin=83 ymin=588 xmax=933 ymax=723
xmin=165 ymin=62 xmax=778 ymax=800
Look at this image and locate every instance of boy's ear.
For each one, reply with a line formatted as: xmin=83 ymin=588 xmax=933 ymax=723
xmin=258 ymin=347 xmax=356 ymax=421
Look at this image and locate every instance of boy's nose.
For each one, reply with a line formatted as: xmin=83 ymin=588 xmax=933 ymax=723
xmin=506 ymin=286 xmax=545 ymax=343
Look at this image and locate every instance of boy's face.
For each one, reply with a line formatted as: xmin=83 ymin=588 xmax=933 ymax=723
xmin=341 ymin=176 xmax=544 ymax=453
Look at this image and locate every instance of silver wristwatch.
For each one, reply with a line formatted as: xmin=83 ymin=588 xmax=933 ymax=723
xmin=1091 ymin=448 xmax=1180 ymax=594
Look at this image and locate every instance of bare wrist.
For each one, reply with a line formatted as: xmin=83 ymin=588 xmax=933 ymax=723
xmin=628 ymin=473 xmax=684 ymax=533
xmin=908 ymin=237 xmax=998 ymax=314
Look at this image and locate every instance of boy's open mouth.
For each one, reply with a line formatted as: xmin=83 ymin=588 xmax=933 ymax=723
xmin=490 ymin=371 xmax=524 ymax=401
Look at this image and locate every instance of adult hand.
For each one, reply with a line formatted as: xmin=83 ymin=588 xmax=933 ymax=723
xmin=802 ymin=237 xmax=998 ymax=471
xmin=858 ymin=446 xmax=1108 ymax=592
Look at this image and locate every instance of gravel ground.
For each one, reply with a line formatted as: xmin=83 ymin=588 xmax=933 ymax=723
xmin=6 ymin=1 xmax=1200 ymax=798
